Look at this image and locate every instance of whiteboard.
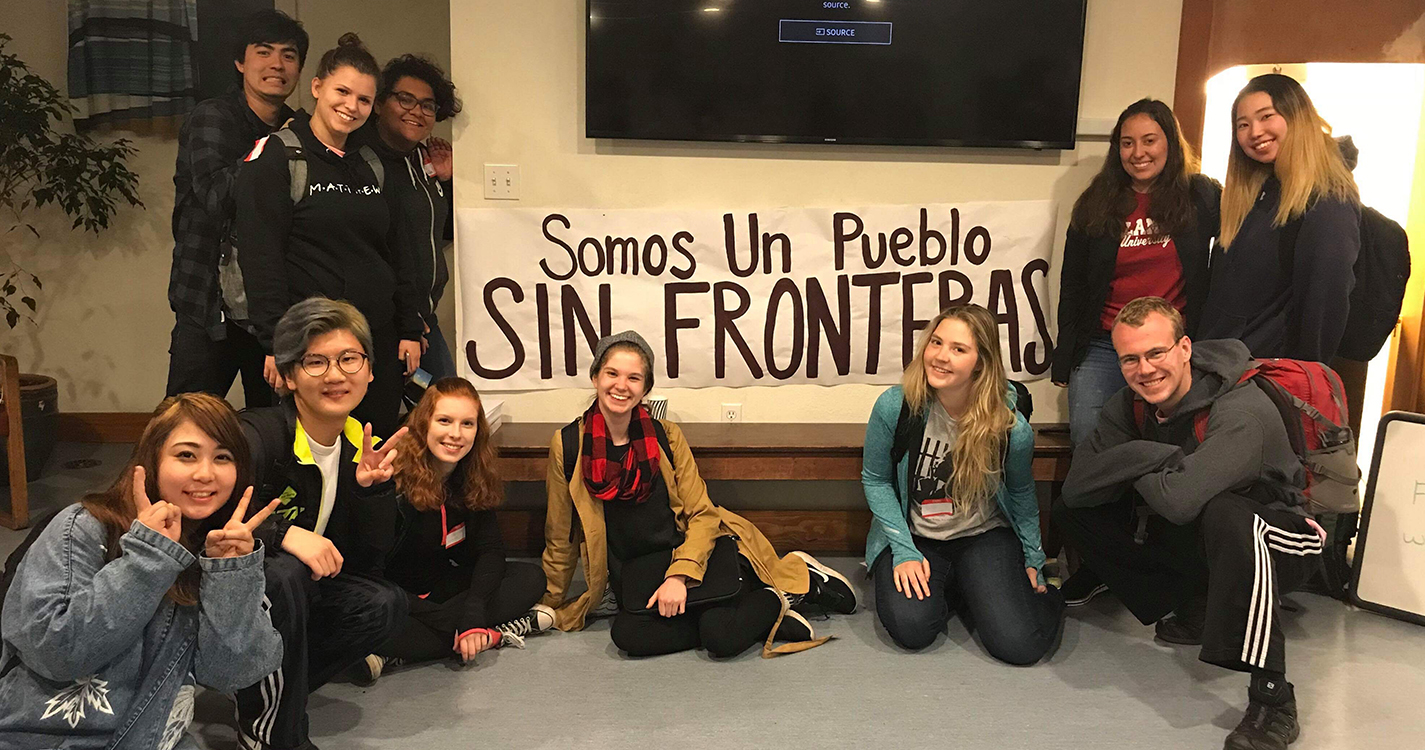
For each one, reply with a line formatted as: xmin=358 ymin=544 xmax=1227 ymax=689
xmin=1352 ymin=411 xmax=1425 ymax=625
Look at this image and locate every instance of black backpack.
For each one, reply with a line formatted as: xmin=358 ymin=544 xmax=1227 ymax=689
xmin=1281 ymin=204 xmax=1410 ymax=361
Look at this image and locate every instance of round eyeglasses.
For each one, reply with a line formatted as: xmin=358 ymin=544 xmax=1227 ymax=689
xmin=300 ymin=350 xmax=369 ymax=377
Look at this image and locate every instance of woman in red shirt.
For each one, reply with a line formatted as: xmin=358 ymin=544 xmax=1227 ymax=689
xmin=1054 ymin=99 xmax=1221 ymax=449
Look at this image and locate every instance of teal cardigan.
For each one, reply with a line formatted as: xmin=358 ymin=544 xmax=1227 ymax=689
xmin=860 ymin=384 xmax=1047 ymax=573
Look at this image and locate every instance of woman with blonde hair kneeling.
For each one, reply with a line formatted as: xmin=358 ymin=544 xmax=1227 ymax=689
xmin=862 ymin=304 xmax=1063 ymax=664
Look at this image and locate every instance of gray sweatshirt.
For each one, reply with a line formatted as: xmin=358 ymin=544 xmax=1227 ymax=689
xmin=1062 ymin=338 xmax=1306 ymax=524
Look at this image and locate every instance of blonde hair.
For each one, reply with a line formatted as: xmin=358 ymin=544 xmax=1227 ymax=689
xmin=1220 ymin=74 xmax=1358 ymax=249
xmin=1112 ymin=296 xmax=1185 ymax=340
xmin=901 ymin=304 xmax=1016 ymax=509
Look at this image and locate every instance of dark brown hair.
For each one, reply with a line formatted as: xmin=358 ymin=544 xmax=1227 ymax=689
xmin=315 ymin=32 xmax=379 ymax=80
xmin=379 ymin=54 xmax=463 ymax=122
xmin=81 ymin=394 xmax=253 ymax=606
xmin=393 ymin=378 xmax=503 ymax=512
xmin=1070 ymin=98 xmax=1201 ymax=237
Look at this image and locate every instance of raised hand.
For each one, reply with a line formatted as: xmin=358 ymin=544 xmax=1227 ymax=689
xmin=428 ymin=137 xmax=453 ymax=181
xmin=355 ymin=424 xmax=407 ymax=487
xmin=132 ymin=466 xmax=182 ymax=543
xmin=205 ymin=487 xmax=282 ymax=559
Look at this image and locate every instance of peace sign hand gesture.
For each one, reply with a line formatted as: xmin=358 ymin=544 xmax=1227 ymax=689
xmin=133 ymin=466 xmax=183 ymax=544
xmin=205 ymin=487 xmax=282 ymax=559
xmin=355 ymin=424 xmax=407 ymax=488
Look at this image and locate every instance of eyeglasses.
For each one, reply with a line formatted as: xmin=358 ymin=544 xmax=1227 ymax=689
xmin=300 ymin=350 xmax=369 ymax=377
xmin=1117 ymin=338 xmax=1183 ymax=371
xmin=391 ymin=91 xmax=437 ymax=117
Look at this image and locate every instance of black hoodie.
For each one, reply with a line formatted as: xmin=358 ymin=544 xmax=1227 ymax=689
xmin=354 ymin=118 xmax=454 ymax=328
xmin=1062 ymin=338 xmax=1306 ymax=524
xmin=233 ymin=114 xmax=425 ymax=352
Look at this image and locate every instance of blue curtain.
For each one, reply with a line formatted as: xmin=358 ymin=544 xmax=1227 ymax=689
xmin=67 ymin=0 xmax=199 ymax=124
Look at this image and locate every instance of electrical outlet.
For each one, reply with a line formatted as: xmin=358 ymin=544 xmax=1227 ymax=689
xmin=722 ymin=403 xmax=742 ymax=423
xmin=483 ymin=164 xmax=520 ymax=200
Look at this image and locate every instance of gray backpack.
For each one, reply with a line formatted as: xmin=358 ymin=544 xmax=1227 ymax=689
xmin=218 ymin=127 xmax=385 ymax=328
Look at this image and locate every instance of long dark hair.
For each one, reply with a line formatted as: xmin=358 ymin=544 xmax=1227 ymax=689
xmin=81 ymin=394 xmax=253 ymax=606
xmin=1070 ymin=98 xmax=1200 ymax=237
xmin=392 ymin=378 xmax=503 ymax=512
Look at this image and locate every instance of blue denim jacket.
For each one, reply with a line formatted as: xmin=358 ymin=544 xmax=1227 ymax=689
xmin=0 ymin=505 xmax=283 ymax=749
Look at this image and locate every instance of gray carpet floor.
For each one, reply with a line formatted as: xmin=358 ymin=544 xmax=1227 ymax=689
xmin=4 ymin=444 xmax=1424 ymax=749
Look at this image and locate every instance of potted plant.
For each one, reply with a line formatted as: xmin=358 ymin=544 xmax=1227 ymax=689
xmin=1 ymin=32 xmax=143 ymax=480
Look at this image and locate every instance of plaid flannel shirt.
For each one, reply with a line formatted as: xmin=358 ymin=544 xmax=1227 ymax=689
xmin=168 ymin=90 xmax=293 ymax=339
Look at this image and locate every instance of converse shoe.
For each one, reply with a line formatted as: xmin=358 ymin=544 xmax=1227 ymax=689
xmin=766 ymin=587 xmax=817 ymax=642
xmin=1061 ymin=569 xmax=1109 ymax=607
xmin=1225 ymin=690 xmax=1299 ymax=750
xmin=590 ymin=587 xmax=619 ymax=618
xmin=353 ymin=654 xmax=405 ymax=686
xmin=789 ymin=551 xmax=857 ymax=614
xmin=494 ymin=603 xmax=556 ymax=649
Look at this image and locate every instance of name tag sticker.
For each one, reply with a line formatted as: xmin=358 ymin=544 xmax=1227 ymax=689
xmin=444 ymin=523 xmax=466 ymax=548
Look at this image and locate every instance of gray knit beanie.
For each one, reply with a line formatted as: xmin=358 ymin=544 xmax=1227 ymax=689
xmin=589 ymin=330 xmax=656 ymax=390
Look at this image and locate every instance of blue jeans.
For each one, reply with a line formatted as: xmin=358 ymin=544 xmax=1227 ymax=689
xmin=423 ymin=319 xmax=459 ymax=381
xmin=1067 ymin=333 xmax=1128 ymax=445
xmin=872 ymin=527 xmax=1064 ymax=665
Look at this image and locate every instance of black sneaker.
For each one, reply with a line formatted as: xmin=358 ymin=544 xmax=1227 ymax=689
xmin=789 ymin=551 xmax=857 ymax=614
xmin=493 ymin=603 xmax=556 ymax=649
xmin=1224 ymin=692 xmax=1299 ymax=750
xmin=1155 ymin=599 xmax=1206 ymax=646
xmin=1061 ymin=569 xmax=1109 ymax=607
xmin=768 ymin=588 xmax=817 ymax=641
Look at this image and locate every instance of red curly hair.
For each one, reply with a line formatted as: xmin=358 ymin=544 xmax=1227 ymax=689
xmin=394 ymin=378 xmax=503 ymax=512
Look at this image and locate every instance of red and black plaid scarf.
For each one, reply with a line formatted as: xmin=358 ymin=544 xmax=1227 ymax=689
xmin=580 ymin=401 xmax=662 ymax=504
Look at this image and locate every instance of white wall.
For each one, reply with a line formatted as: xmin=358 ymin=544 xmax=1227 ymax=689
xmin=0 ymin=0 xmax=1184 ymax=421
xmin=0 ymin=0 xmax=455 ymax=412
xmin=450 ymin=0 xmax=1185 ymax=424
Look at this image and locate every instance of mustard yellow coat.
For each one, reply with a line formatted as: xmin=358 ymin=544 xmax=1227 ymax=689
xmin=540 ymin=417 xmax=825 ymax=656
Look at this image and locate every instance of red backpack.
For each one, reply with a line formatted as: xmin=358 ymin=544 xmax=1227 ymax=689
xmin=1133 ymin=359 xmax=1361 ymax=516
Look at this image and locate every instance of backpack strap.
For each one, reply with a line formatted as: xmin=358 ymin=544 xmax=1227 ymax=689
xmin=273 ymin=128 xmax=306 ymax=205
xmin=358 ymin=144 xmax=385 ymax=191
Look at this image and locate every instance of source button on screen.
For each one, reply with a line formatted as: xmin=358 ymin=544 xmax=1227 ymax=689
xmin=779 ymin=20 xmax=893 ymax=45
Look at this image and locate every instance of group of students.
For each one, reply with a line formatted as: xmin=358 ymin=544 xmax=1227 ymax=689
xmin=0 ymin=9 xmax=1375 ymax=750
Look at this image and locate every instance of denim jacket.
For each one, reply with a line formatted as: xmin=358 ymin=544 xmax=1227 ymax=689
xmin=0 ymin=505 xmax=283 ymax=749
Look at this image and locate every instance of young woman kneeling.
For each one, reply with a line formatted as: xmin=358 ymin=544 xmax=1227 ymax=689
xmin=541 ymin=331 xmax=856 ymax=658
xmin=361 ymin=378 xmax=553 ymax=681
xmin=862 ymin=305 xmax=1064 ymax=664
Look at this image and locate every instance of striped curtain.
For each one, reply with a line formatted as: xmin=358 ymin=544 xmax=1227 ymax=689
xmin=67 ymin=0 xmax=199 ymax=124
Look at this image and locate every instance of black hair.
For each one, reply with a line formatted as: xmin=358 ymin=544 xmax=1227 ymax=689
xmin=1070 ymin=98 xmax=1200 ymax=237
xmin=315 ymin=32 xmax=380 ymax=81
xmin=231 ymin=9 xmax=309 ymax=69
xmin=378 ymin=55 xmax=464 ymax=122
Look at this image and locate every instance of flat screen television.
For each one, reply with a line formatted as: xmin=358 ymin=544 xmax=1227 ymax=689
xmin=586 ymin=0 xmax=1088 ymax=149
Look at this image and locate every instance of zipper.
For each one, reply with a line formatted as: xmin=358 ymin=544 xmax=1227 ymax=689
xmin=409 ymin=152 xmax=439 ymax=316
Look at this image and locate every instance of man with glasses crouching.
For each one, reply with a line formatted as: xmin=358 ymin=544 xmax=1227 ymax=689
xmin=237 ymin=297 xmax=409 ymax=750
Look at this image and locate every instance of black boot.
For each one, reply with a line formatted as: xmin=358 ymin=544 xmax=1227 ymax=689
xmin=1224 ymin=680 xmax=1299 ymax=750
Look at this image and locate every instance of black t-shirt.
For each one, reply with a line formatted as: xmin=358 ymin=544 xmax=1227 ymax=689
xmin=601 ymin=443 xmax=682 ymax=564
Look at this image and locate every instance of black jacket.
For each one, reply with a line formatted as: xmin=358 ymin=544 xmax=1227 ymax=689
xmin=1198 ymin=177 xmax=1361 ymax=362
xmin=1062 ymin=339 xmax=1306 ymax=524
xmin=233 ymin=114 xmax=424 ymax=352
xmin=387 ymin=491 xmax=505 ymax=631
xmin=244 ymin=400 xmax=399 ymax=577
xmin=1053 ymin=174 xmax=1221 ymax=383
xmin=355 ymin=119 xmax=454 ymax=327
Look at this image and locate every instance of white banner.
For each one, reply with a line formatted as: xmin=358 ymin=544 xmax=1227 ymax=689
xmin=456 ymin=201 xmax=1056 ymax=390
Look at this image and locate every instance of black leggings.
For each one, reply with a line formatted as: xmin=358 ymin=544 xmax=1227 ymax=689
xmin=378 ymin=561 xmax=547 ymax=662
xmin=609 ymin=558 xmax=782 ymax=658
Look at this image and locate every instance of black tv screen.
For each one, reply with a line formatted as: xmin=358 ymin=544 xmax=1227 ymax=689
xmin=586 ymin=0 xmax=1088 ymax=149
